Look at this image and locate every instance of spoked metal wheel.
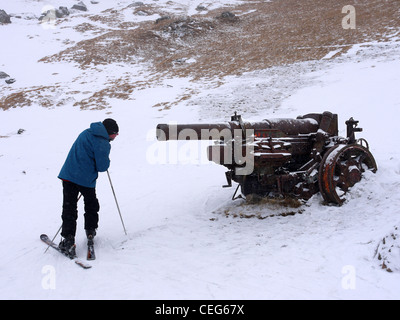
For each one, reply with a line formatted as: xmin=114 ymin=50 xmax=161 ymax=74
xmin=319 ymin=144 xmax=377 ymax=205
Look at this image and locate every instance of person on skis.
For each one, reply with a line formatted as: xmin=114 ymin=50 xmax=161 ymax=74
xmin=57 ymin=118 xmax=119 ymax=256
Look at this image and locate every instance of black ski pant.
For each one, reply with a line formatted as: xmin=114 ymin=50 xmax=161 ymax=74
xmin=61 ymin=180 xmax=100 ymax=238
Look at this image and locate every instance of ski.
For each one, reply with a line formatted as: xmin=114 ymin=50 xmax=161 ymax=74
xmin=87 ymin=236 xmax=96 ymax=260
xmin=40 ymin=234 xmax=92 ymax=269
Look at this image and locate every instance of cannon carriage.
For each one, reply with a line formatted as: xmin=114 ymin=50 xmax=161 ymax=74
xmin=156 ymin=111 xmax=377 ymax=205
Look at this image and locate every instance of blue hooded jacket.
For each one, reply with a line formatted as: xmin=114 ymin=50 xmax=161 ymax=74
xmin=58 ymin=122 xmax=111 ymax=188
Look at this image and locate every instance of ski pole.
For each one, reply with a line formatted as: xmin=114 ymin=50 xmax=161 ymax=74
xmin=44 ymin=193 xmax=82 ymax=253
xmin=44 ymin=224 xmax=62 ymax=253
xmin=107 ymin=170 xmax=127 ymax=235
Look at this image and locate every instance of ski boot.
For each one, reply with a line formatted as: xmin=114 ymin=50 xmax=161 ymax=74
xmin=85 ymin=229 xmax=96 ymax=239
xmin=86 ymin=229 xmax=96 ymax=245
xmin=86 ymin=229 xmax=96 ymax=260
xmin=59 ymin=235 xmax=76 ymax=258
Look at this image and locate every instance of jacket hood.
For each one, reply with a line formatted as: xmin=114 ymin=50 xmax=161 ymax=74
xmin=89 ymin=122 xmax=110 ymax=140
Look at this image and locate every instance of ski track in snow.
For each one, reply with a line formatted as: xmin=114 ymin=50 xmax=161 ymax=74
xmin=1 ymin=0 xmax=400 ymax=300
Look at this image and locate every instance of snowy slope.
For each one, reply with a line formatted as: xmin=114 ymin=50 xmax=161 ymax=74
xmin=1 ymin=0 xmax=400 ymax=300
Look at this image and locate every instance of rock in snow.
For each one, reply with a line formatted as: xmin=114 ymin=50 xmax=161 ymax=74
xmin=72 ymin=1 xmax=88 ymax=12
xmin=38 ymin=6 xmax=70 ymax=21
xmin=0 ymin=71 xmax=9 ymax=79
xmin=56 ymin=6 xmax=70 ymax=18
xmin=0 ymin=71 xmax=15 ymax=84
xmin=0 ymin=9 xmax=11 ymax=24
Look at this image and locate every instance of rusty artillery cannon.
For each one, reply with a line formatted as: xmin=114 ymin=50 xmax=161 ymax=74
xmin=156 ymin=111 xmax=377 ymax=205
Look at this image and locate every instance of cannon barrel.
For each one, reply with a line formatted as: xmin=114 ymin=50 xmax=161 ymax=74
xmin=156 ymin=123 xmax=238 ymax=141
xmin=156 ymin=118 xmax=320 ymax=141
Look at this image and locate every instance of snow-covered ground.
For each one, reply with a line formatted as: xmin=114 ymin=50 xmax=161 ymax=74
xmin=1 ymin=0 xmax=400 ymax=300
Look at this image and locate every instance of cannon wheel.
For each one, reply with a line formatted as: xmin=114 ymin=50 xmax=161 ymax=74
xmin=318 ymin=144 xmax=377 ymax=205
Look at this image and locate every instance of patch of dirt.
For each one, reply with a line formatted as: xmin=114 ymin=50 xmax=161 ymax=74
xmin=73 ymin=22 xmax=105 ymax=35
xmin=212 ymin=195 xmax=305 ymax=220
xmin=0 ymin=85 xmax=74 ymax=110
xmin=73 ymin=81 xmax=134 ymax=110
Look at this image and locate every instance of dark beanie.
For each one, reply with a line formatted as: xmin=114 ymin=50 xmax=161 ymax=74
xmin=103 ymin=118 xmax=119 ymax=135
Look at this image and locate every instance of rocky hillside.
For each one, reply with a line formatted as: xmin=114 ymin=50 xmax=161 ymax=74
xmin=1 ymin=0 xmax=399 ymax=110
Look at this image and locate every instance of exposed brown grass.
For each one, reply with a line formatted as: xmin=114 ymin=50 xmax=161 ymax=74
xmin=0 ymin=86 xmax=59 ymax=110
xmin=0 ymin=91 xmax=33 ymax=110
xmin=0 ymin=85 xmax=72 ymax=110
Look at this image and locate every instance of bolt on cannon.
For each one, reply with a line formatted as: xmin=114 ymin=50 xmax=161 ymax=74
xmin=156 ymin=111 xmax=377 ymax=205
